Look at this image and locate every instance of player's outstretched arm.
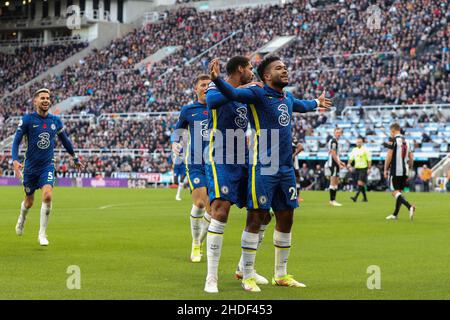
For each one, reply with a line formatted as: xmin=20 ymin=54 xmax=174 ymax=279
xmin=212 ymin=77 xmax=260 ymax=104
xmin=292 ymin=91 xmax=332 ymax=113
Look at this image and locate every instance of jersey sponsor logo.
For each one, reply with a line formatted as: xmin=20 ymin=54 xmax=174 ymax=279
xmin=234 ymin=106 xmax=248 ymax=129
xmin=37 ymin=132 xmax=51 ymax=149
xmin=277 ymin=104 xmax=290 ymax=126
xmin=200 ymin=119 xmax=209 ymax=138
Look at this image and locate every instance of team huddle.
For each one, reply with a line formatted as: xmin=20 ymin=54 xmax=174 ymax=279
xmin=11 ymin=55 xmax=415 ymax=294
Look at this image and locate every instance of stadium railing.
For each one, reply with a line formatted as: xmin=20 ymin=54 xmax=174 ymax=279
xmin=342 ymin=104 xmax=450 ymax=117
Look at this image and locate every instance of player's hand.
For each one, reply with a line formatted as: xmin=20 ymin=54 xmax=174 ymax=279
xmin=209 ymin=58 xmax=220 ymax=80
xmin=13 ymin=160 xmax=23 ymax=179
xmin=73 ymin=156 xmax=85 ymax=171
xmin=339 ymin=161 xmax=346 ymax=169
xmin=317 ymin=91 xmax=332 ymax=110
xmin=239 ymin=81 xmax=264 ymax=89
xmin=172 ymin=142 xmax=182 ymax=156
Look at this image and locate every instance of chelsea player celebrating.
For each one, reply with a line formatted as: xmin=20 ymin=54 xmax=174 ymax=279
xmin=172 ymin=74 xmax=212 ymax=263
xmin=12 ymin=88 xmax=84 ymax=246
xmin=209 ymin=56 xmax=332 ymax=292
xmin=204 ymin=56 xmax=271 ymax=293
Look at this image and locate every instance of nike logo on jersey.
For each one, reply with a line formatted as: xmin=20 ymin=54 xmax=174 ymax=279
xmin=33 ymin=125 xmax=39 ymax=128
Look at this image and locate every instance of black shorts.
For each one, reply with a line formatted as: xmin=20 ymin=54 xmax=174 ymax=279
xmin=356 ymin=168 xmax=368 ymax=183
xmin=389 ymin=176 xmax=408 ymax=191
xmin=325 ymin=164 xmax=339 ymax=177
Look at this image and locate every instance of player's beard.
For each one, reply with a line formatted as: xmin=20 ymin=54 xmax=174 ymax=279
xmin=38 ymin=104 xmax=50 ymax=114
xmin=273 ymin=77 xmax=288 ymax=90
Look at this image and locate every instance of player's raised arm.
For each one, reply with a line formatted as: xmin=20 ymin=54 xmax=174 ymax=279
xmin=205 ymin=83 xmax=229 ymax=109
xmin=209 ymin=59 xmax=260 ymax=104
xmin=11 ymin=116 xmax=28 ymax=179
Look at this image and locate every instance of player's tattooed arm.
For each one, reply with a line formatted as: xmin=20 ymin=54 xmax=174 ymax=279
xmin=57 ymin=127 xmax=85 ymax=171
xmin=384 ymin=149 xmax=393 ymax=179
xmin=11 ymin=116 xmax=28 ymax=179
xmin=408 ymin=150 xmax=414 ymax=170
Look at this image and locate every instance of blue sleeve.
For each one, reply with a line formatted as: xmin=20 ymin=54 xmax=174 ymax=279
xmin=58 ymin=131 xmax=75 ymax=156
xmin=12 ymin=116 xmax=28 ymax=161
xmin=174 ymin=108 xmax=188 ymax=130
xmin=291 ymin=94 xmax=318 ymax=113
xmin=213 ymin=77 xmax=261 ymax=104
xmin=172 ymin=108 xmax=188 ymax=142
xmin=206 ymin=83 xmax=229 ymax=109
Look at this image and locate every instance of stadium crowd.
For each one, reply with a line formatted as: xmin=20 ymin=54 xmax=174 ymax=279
xmin=0 ymin=42 xmax=88 ymax=96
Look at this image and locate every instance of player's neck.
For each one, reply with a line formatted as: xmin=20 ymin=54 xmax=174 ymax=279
xmin=36 ymin=109 xmax=49 ymax=118
xmin=226 ymin=76 xmax=240 ymax=88
xmin=267 ymin=83 xmax=284 ymax=94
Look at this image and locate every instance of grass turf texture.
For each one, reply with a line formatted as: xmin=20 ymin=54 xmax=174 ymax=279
xmin=0 ymin=186 xmax=449 ymax=300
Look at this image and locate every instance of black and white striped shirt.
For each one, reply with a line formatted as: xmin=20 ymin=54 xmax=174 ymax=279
xmin=326 ymin=137 xmax=339 ymax=168
xmin=388 ymin=135 xmax=411 ymax=176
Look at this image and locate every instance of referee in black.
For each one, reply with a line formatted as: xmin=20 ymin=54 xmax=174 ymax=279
xmin=347 ymin=136 xmax=371 ymax=202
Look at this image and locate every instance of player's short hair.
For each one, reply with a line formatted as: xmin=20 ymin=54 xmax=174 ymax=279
xmin=34 ymin=88 xmax=50 ymax=98
xmin=226 ymin=56 xmax=250 ymax=75
xmin=256 ymin=55 xmax=281 ymax=82
xmin=357 ymin=136 xmax=364 ymax=142
xmin=194 ymin=74 xmax=211 ymax=86
xmin=334 ymin=127 xmax=343 ymax=132
xmin=390 ymin=123 xmax=401 ymax=131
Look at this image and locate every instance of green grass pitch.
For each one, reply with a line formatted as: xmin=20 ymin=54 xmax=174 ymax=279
xmin=0 ymin=186 xmax=449 ymax=300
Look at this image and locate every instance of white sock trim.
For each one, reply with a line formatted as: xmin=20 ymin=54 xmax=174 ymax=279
xmin=241 ymin=231 xmax=259 ymax=250
xmin=273 ymin=230 xmax=292 ymax=248
xmin=190 ymin=205 xmax=205 ymax=218
xmin=208 ymin=219 xmax=226 ymax=234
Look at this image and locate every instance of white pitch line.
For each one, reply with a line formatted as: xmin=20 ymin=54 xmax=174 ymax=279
xmin=98 ymin=204 xmax=122 ymax=210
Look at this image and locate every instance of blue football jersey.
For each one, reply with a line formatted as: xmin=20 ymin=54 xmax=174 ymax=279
xmin=14 ymin=112 xmax=64 ymax=174
xmin=212 ymin=79 xmax=318 ymax=169
xmin=205 ymin=82 xmax=249 ymax=165
xmin=174 ymin=101 xmax=209 ymax=166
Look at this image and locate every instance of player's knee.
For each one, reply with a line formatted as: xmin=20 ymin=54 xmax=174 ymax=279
xmin=194 ymin=199 xmax=205 ymax=209
xmin=24 ymin=198 xmax=34 ymax=209
xmin=211 ymin=201 xmax=229 ymax=222
xmin=42 ymin=191 xmax=52 ymax=203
